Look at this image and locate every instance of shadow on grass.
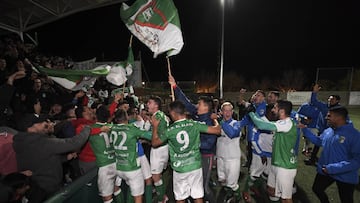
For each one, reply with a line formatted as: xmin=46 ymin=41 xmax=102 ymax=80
xmin=292 ymin=182 xmax=312 ymax=203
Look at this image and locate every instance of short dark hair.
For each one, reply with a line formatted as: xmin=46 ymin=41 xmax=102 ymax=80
xmin=17 ymin=113 xmax=48 ymax=131
xmin=127 ymin=107 xmax=137 ymax=116
xmin=96 ymin=105 xmax=110 ymax=123
xmin=276 ymin=100 xmax=293 ymax=116
xmin=2 ymin=172 xmax=30 ymax=191
xmin=90 ymin=101 xmax=102 ymax=110
xmin=114 ymin=109 xmax=128 ymax=123
xmin=169 ymin=101 xmax=186 ymax=115
xmin=62 ymin=103 xmax=75 ymax=113
xmin=148 ymin=95 xmax=162 ymax=109
xmin=329 ymin=106 xmax=348 ymax=119
xmin=330 ymin=94 xmax=341 ymax=101
xmin=198 ymin=96 xmax=213 ymax=112
xmin=256 ymin=90 xmax=266 ymax=97
xmin=118 ymin=100 xmax=129 ymax=106
xmin=270 ymin=91 xmax=280 ymax=98
xmin=1 ymin=172 xmax=30 ymax=202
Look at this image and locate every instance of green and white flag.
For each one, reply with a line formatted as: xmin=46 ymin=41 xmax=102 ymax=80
xmin=106 ymin=44 xmax=134 ymax=86
xmin=120 ymin=0 xmax=184 ymax=58
xmin=35 ymin=65 xmax=111 ymax=91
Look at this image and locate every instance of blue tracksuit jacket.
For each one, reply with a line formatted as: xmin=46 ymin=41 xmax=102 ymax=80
xmin=302 ymin=124 xmax=360 ymax=184
xmin=173 ymin=86 xmax=217 ymax=155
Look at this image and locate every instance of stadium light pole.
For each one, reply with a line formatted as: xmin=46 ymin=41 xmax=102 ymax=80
xmin=219 ymin=0 xmax=225 ymax=99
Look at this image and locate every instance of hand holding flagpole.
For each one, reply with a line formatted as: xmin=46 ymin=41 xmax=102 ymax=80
xmin=167 ymin=57 xmax=175 ymax=101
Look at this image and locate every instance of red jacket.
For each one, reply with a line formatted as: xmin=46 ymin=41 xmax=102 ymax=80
xmin=0 ymin=130 xmax=17 ymax=175
xmin=72 ymin=101 xmax=117 ymax=162
xmin=72 ymin=118 xmax=96 ymax=162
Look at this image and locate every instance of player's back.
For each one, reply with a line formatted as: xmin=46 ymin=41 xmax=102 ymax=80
xmin=166 ymin=119 xmax=208 ymax=173
xmin=110 ymin=123 xmax=142 ymax=171
xmin=89 ymin=122 xmax=115 ymax=167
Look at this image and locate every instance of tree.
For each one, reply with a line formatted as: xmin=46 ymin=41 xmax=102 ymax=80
xmin=193 ymin=69 xmax=217 ymax=93
xmin=223 ymin=70 xmax=246 ymax=91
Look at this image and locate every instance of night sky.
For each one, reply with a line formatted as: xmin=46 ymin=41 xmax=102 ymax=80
xmin=30 ymin=0 xmax=359 ymax=83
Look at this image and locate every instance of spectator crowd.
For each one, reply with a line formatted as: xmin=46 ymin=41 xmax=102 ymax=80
xmin=1 ymin=33 xmax=359 ymax=203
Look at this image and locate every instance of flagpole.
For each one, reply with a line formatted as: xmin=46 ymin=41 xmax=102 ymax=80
xmin=129 ymin=35 xmax=133 ymax=47
xmin=122 ymin=35 xmax=134 ymax=97
xmin=167 ymin=57 xmax=175 ymax=101
xmin=122 ymin=82 xmax=126 ymax=98
xmin=219 ymin=0 xmax=225 ymax=99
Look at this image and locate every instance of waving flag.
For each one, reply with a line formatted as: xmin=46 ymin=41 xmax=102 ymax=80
xmin=106 ymin=44 xmax=134 ymax=86
xmin=35 ymin=65 xmax=111 ymax=91
xmin=120 ymin=0 xmax=184 ymax=58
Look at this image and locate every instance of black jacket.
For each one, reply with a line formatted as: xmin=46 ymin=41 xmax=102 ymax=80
xmin=13 ymin=126 xmax=90 ymax=196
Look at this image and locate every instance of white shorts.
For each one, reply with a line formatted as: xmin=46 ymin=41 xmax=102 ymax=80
xmin=116 ymin=168 xmax=144 ymax=196
xmin=173 ymin=168 xmax=204 ymax=201
xmin=267 ymin=165 xmax=297 ymax=199
xmin=250 ymin=153 xmax=271 ymax=177
xmin=150 ymin=144 xmax=169 ymax=174
xmin=139 ymin=155 xmax=152 ymax=180
xmin=216 ymin=157 xmax=241 ymax=189
xmin=97 ymin=163 xmax=118 ymax=196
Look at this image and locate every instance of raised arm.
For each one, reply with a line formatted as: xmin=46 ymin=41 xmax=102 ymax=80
xmin=205 ymin=119 xmax=221 ymax=135
xmin=248 ymin=112 xmax=277 ymax=131
xmin=109 ymin=93 xmax=123 ymax=117
xmin=151 ymin=115 xmax=164 ymax=147
xmin=310 ymin=84 xmax=328 ymax=114
xmin=45 ymin=125 xmax=91 ymax=154
xmin=299 ymin=126 xmax=322 ymax=146
xmin=0 ymin=71 xmax=26 ymax=111
xmin=134 ymin=125 xmax=152 ymax=141
xmin=168 ymin=75 xmax=197 ymax=115
xmin=221 ymin=121 xmax=241 ymax=139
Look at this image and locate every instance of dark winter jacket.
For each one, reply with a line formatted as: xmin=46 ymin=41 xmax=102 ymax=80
xmin=173 ymin=86 xmax=217 ymax=155
xmin=13 ymin=126 xmax=90 ymax=196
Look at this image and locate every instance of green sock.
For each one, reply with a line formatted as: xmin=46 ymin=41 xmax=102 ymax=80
xmin=126 ymin=191 xmax=134 ymax=203
xmin=223 ymin=186 xmax=232 ymax=194
xmin=154 ymin=179 xmax=165 ymax=202
xmin=253 ymin=177 xmax=264 ymax=188
xmin=222 ymin=186 xmax=233 ymax=200
xmin=233 ymin=186 xmax=241 ymax=201
xmin=244 ymin=176 xmax=254 ymax=192
xmin=145 ymin=184 xmax=153 ymax=203
xmin=113 ymin=191 xmax=124 ymax=203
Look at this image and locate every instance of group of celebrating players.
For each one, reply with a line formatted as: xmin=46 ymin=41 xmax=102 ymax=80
xmin=87 ymin=74 xmax=359 ymax=203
